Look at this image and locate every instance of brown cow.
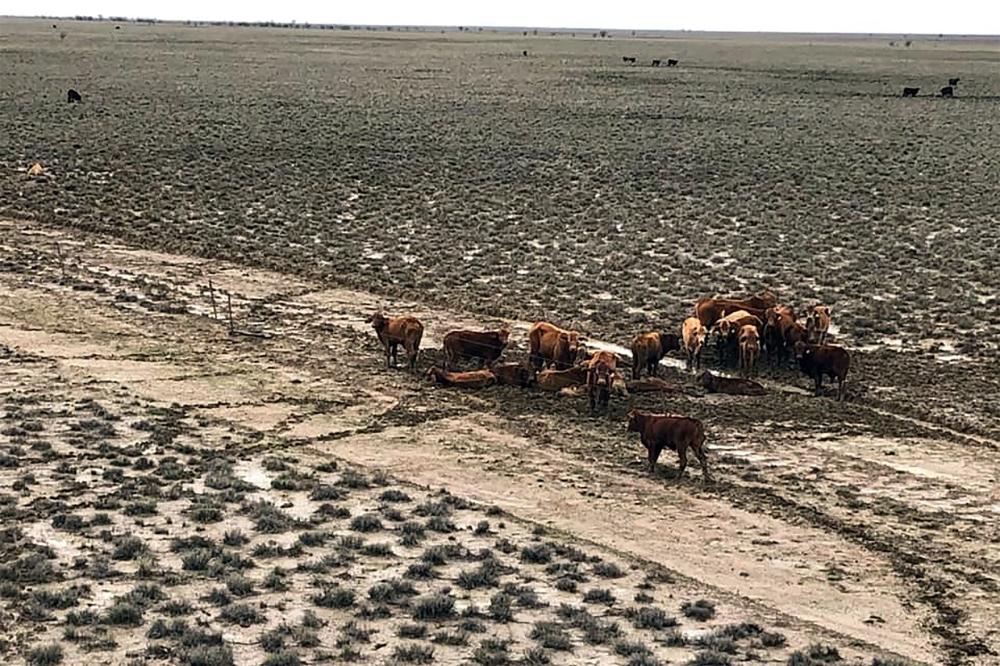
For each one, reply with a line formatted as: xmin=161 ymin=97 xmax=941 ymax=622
xmin=694 ymin=290 xmax=777 ymax=328
xmin=491 ymin=362 xmax=536 ymax=388
xmin=442 ymin=328 xmax=510 ymax=370
xmin=537 ymin=365 xmax=589 ymax=392
xmin=586 ymin=350 xmax=618 ymax=412
xmin=738 ymin=325 xmax=760 ymax=377
xmin=626 ymin=410 xmax=711 ymax=480
xmin=370 ymin=313 xmax=423 ymax=372
xmin=794 ymin=342 xmax=849 ymax=401
xmin=631 ymin=331 xmax=681 ymax=378
xmin=762 ymin=306 xmax=797 ymax=366
xmin=805 ymin=306 xmax=832 ymax=345
xmin=682 ymin=317 xmax=707 ymax=371
xmin=426 ymin=367 xmax=496 ymax=389
xmin=626 ymin=377 xmax=679 ymax=393
xmin=698 ymin=370 xmax=766 ymax=396
xmin=528 ymin=322 xmax=583 ymax=370
xmin=712 ymin=310 xmax=763 ymax=366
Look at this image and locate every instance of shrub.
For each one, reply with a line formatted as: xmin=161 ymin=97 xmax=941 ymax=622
xmin=380 ymin=489 xmax=411 ymax=503
xmin=392 ymin=645 xmax=434 ymax=663
xmin=112 ymin=536 xmax=148 ymax=560
xmin=592 ymin=561 xmax=625 ymax=578
xmin=349 ymin=514 xmax=382 ymax=533
xmin=398 ymin=623 xmax=427 ymax=639
xmin=681 ymin=599 xmax=716 ymax=621
xmin=520 ymin=544 xmax=553 ymax=564
xmin=105 ymin=600 xmax=143 ymax=625
xmin=614 ymin=640 xmax=651 ymax=657
xmin=26 ymin=644 xmax=63 ymax=665
xmin=582 ymin=588 xmax=615 ymax=605
xmin=312 ymin=584 xmax=355 ymax=609
xmin=262 ymin=651 xmax=301 ymax=666
xmin=218 ymin=603 xmax=266 ymax=627
xmin=530 ymin=622 xmax=573 ymax=651
xmin=412 ymin=593 xmax=455 ymax=621
xmin=627 ymin=606 xmax=677 ymax=630
xmin=488 ymin=592 xmax=514 ymax=623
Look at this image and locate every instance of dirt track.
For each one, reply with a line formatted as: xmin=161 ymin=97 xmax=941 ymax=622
xmin=2 ymin=219 xmax=997 ymax=664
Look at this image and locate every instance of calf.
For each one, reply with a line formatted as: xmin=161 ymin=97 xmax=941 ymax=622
xmin=794 ymin=342 xmax=850 ymax=401
xmin=805 ymin=305 xmax=831 ymax=345
xmin=537 ymin=365 xmax=589 ymax=392
xmin=626 ymin=410 xmax=711 ymax=480
xmin=948 ymin=77 xmax=960 ymax=86
xmin=67 ymin=89 xmax=82 ymax=103
xmin=698 ymin=370 xmax=766 ymax=396
xmin=631 ymin=331 xmax=680 ymax=378
xmin=902 ymin=87 xmax=919 ymax=97
xmin=682 ymin=317 xmax=708 ymax=371
xmin=738 ymin=324 xmax=760 ymax=377
xmin=587 ymin=350 xmax=618 ymax=413
xmin=426 ymin=367 xmax=496 ymax=389
xmin=442 ymin=328 xmax=509 ymax=370
xmin=491 ymin=362 xmax=535 ymax=388
xmin=940 ymin=85 xmax=954 ymax=98
xmin=528 ymin=322 xmax=583 ymax=370
xmin=370 ymin=313 xmax=423 ymax=372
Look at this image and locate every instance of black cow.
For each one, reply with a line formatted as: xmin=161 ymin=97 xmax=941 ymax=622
xmin=940 ymin=86 xmax=954 ymax=98
xmin=948 ymin=77 xmax=960 ymax=86
xmin=666 ymin=59 xmax=678 ymax=67
xmin=902 ymin=87 xmax=919 ymax=97
xmin=622 ymin=56 xmax=636 ymax=64
xmin=67 ymin=89 xmax=82 ymax=103
xmin=651 ymin=59 xmax=661 ymax=67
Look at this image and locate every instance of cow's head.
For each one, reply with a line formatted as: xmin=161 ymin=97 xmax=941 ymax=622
xmin=659 ymin=333 xmax=681 ymax=354
xmin=793 ymin=341 xmax=809 ymax=359
xmin=626 ymin=409 xmax=643 ymax=432
xmin=369 ymin=312 xmax=388 ymax=331
xmin=692 ymin=325 xmax=707 ymax=350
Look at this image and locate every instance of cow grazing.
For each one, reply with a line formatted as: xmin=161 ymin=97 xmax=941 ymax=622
xmin=622 ymin=56 xmax=636 ymax=64
xmin=370 ymin=313 xmax=423 ymax=372
xmin=948 ymin=77 xmax=960 ymax=86
xmin=794 ymin=342 xmax=850 ymax=401
xmin=738 ymin=325 xmax=760 ymax=377
xmin=694 ymin=290 xmax=776 ymax=328
xmin=651 ymin=59 xmax=661 ymax=67
xmin=697 ymin=370 xmax=766 ymax=396
xmin=666 ymin=59 xmax=678 ymax=67
xmin=631 ymin=331 xmax=680 ymax=378
xmin=805 ymin=306 xmax=832 ymax=345
xmin=492 ymin=362 xmax=535 ymax=388
xmin=67 ymin=89 xmax=82 ymax=103
xmin=442 ymin=328 xmax=509 ymax=370
xmin=537 ymin=364 xmax=589 ymax=392
xmin=528 ymin=322 xmax=583 ymax=370
xmin=902 ymin=87 xmax=919 ymax=97
xmin=626 ymin=410 xmax=711 ymax=480
xmin=682 ymin=317 xmax=707 ymax=371
xmin=426 ymin=367 xmax=496 ymax=389
xmin=940 ymin=86 xmax=954 ymax=98
xmin=586 ymin=350 xmax=618 ymax=412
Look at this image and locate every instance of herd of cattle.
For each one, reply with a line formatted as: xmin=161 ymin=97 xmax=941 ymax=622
xmin=622 ymin=56 xmax=679 ymax=67
xmin=369 ymin=291 xmax=852 ymax=479
xmin=902 ymin=77 xmax=961 ymax=98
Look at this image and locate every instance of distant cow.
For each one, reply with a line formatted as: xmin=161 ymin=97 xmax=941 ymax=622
xmin=694 ymin=290 xmax=776 ymax=328
xmin=666 ymin=59 xmax=678 ymax=67
xmin=794 ymin=342 xmax=850 ymax=401
xmin=522 ymin=50 xmax=528 ymax=57
xmin=681 ymin=317 xmax=708 ymax=371
xmin=67 ymin=89 xmax=82 ymax=103
xmin=902 ymin=87 xmax=919 ymax=97
xmin=528 ymin=322 xmax=583 ymax=370
xmin=738 ymin=325 xmax=760 ymax=377
xmin=622 ymin=56 xmax=636 ymax=64
xmin=442 ymin=328 xmax=509 ymax=370
xmin=651 ymin=59 xmax=661 ymax=67
xmin=426 ymin=367 xmax=496 ymax=389
xmin=762 ymin=305 xmax=797 ymax=365
xmin=537 ymin=364 xmax=589 ymax=392
xmin=626 ymin=410 xmax=711 ymax=480
xmin=697 ymin=370 xmax=766 ymax=396
xmin=940 ymin=86 xmax=954 ymax=98
xmin=805 ymin=306 xmax=831 ymax=345
xmin=626 ymin=377 xmax=678 ymax=394
xmin=370 ymin=313 xmax=423 ymax=372
xmin=631 ymin=331 xmax=680 ymax=379
xmin=492 ymin=362 xmax=535 ymax=388
xmin=713 ymin=310 xmax=763 ymax=366
xmin=948 ymin=77 xmax=960 ymax=86
xmin=586 ymin=350 xmax=618 ymax=412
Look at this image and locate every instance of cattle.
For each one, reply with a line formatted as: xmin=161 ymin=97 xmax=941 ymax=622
xmin=948 ymin=77 xmax=960 ymax=86
xmin=762 ymin=305 xmax=797 ymax=365
xmin=805 ymin=306 xmax=831 ymax=345
xmin=712 ymin=310 xmax=763 ymax=366
xmin=626 ymin=377 xmax=678 ymax=393
xmin=622 ymin=56 xmax=636 ymax=64
xmin=697 ymin=370 xmax=766 ymax=396
xmin=426 ymin=367 xmax=496 ymax=389
xmin=694 ymin=290 xmax=776 ymax=328
xmin=27 ymin=163 xmax=45 ymax=177
xmin=902 ymin=87 xmax=919 ymax=97
xmin=586 ymin=350 xmax=618 ymax=412
xmin=626 ymin=410 xmax=711 ymax=480
xmin=651 ymin=59 xmax=661 ymax=67
xmin=442 ymin=328 xmax=509 ymax=370
xmin=681 ymin=317 xmax=707 ymax=371
xmin=491 ymin=362 xmax=535 ymax=388
xmin=666 ymin=59 xmax=678 ymax=67
xmin=528 ymin=322 xmax=583 ymax=370
xmin=67 ymin=89 xmax=82 ymax=103
xmin=537 ymin=364 xmax=589 ymax=392
xmin=370 ymin=313 xmax=423 ymax=372
xmin=631 ymin=331 xmax=680 ymax=378
xmin=940 ymin=86 xmax=954 ymax=98
xmin=794 ymin=342 xmax=850 ymax=401
xmin=522 ymin=50 xmax=528 ymax=56
xmin=738 ymin=325 xmax=760 ymax=377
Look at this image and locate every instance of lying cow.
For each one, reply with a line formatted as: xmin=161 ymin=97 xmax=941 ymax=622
xmin=626 ymin=377 xmax=679 ymax=394
xmin=586 ymin=350 xmax=618 ymax=412
xmin=626 ymin=409 xmax=711 ymax=480
xmin=694 ymin=290 xmax=776 ymax=328
xmin=794 ymin=342 xmax=849 ymax=401
xmin=631 ymin=331 xmax=680 ymax=378
xmin=370 ymin=312 xmax=423 ymax=372
xmin=528 ymin=322 xmax=583 ymax=371
xmin=537 ymin=364 xmax=589 ymax=392
xmin=681 ymin=317 xmax=708 ymax=371
xmin=805 ymin=305 xmax=832 ymax=345
xmin=442 ymin=328 xmax=509 ymax=370
xmin=738 ymin=324 xmax=760 ymax=377
xmin=698 ymin=370 xmax=766 ymax=396
xmin=425 ymin=367 xmax=496 ymax=389
xmin=491 ymin=362 xmax=536 ymax=388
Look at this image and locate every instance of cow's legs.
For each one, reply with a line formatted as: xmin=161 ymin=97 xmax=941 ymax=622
xmin=814 ymin=373 xmax=823 ymax=396
xmin=676 ymin=445 xmax=688 ymax=480
xmin=383 ymin=343 xmax=392 ymax=369
xmin=390 ymin=343 xmax=399 ymax=368
xmin=407 ymin=345 xmax=418 ymax=372
xmin=647 ymin=443 xmax=661 ymax=474
xmin=837 ymin=377 xmax=845 ymax=401
xmin=694 ymin=445 xmax=711 ymax=482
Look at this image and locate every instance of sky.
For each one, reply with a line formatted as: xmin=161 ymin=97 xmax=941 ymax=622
xmin=6 ymin=1 xmax=999 ymax=35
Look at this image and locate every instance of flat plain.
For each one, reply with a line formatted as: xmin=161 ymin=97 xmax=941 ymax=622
xmin=1 ymin=18 xmax=999 ymax=666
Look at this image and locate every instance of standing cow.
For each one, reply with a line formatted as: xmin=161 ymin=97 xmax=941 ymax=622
xmin=442 ymin=328 xmax=510 ymax=370
xmin=586 ymin=350 xmax=618 ymax=413
xmin=738 ymin=324 xmax=760 ymax=377
xmin=681 ymin=317 xmax=707 ymax=371
xmin=805 ymin=305 xmax=832 ymax=345
xmin=630 ymin=331 xmax=680 ymax=379
xmin=528 ymin=322 xmax=583 ymax=370
xmin=370 ymin=313 xmax=423 ymax=372
xmin=794 ymin=341 xmax=850 ymax=401
xmin=626 ymin=410 xmax=711 ymax=480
